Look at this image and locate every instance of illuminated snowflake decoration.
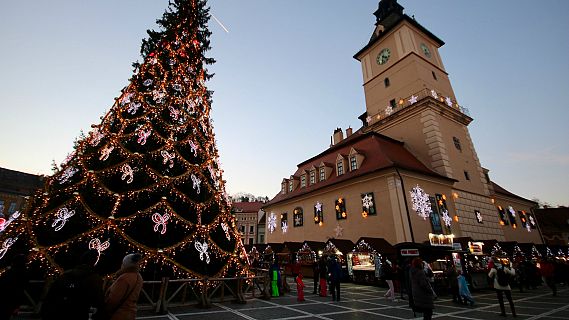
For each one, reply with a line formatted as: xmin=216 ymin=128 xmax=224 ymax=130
xmin=99 ymin=145 xmax=114 ymax=161
xmin=408 ymin=95 xmax=418 ymax=105
xmin=529 ymin=215 xmax=535 ymax=226
xmin=409 ymin=185 xmax=432 ymax=220
xmin=281 ymin=221 xmax=288 ymax=233
xmin=0 ymin=237 xmax=18 ymax=261
xmin=195 ymin=240 xmax=210 ymax=264
xmin=89 ymin=238 xmax=110 ymax=266
xmin=476 ymin=211 xmax=483 ymax=223
xmin=508 ymin=206 xmax=516 ymax=217
xmin=121 ymin=164 xmax=134 ymax=184
xmin=52 ymin=207 xmax=75 ymax=231
xmin=441 ymin=209 xmax=452 ymax=227
xmin=152 ymin=213 xmax=170 ymax=235
xmin=430 ymin=89 xmax=438 ymax=99
xmin=58 ymin=167 xmax=78 ymax=184
xmin=362 ymin=194 xmax=374 ymax=209
xmin=445 ymin=96 xmax=453 ymax=107
xmin=526 ymin=223 xmax=532 ymax=233
xmin=268 ymin=212 xmax=277 ymax=234
xmin=385 ymin=105 xmax=393 ymax=116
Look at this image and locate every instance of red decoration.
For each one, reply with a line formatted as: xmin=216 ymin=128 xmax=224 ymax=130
xmin=0 ymin=218 xmax=6 ymax=229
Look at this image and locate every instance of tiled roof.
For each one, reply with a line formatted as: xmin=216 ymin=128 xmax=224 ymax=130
xmin=266 ymin=130 xmax=453 ymax=206
xmin=534 ymin=207 xmax=569 ymax=234
xmin=0 ymin=167 xmax=44 ymax=195
xmin=231 ymin=201 xmax=264 ymax=213
xmin=490 ymin=181 xmax=537 ymax=205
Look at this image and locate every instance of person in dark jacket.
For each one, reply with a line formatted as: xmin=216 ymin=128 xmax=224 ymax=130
xmin=409 ymin=257 xmax=435 ymax=320
xmin=328 ymin=256 xmax=342 ymax=301
xmin=446 ymin=265 xmax=461 ymax=304
xmin=318 ymin=257 xmax=328 ymax=297
xmin=312 ymin=260 xmax=320 ymax=294
xmin=41 ymin=251 xmax=105 ymax=320
xmin=0 ymin=254 xmax=29 ymax=320
xmin=382 ymin=259 xmax=396 ymax=301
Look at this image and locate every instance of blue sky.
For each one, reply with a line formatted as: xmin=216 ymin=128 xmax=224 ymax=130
xmin=0 ymin=1 xmax=567 ymax=206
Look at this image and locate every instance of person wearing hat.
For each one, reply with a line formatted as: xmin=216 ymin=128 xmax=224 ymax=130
xmin=101 ymin=253 xmax=144 ymax=320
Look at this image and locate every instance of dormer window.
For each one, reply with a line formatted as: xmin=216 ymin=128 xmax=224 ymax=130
xmin=281 ymin=182 xmax=287 ymax=194
xmin=319 ymin=167 xmax=326 ymax=181
xmin=300 ymin=175 xmax=306 ymax=188
xmin=337 ymin=160 xmax=344 ymax=175
xmin=350 ymin=156 xmax=358 ymax=171
xmin=310 ymin=170 xmax=316 ymax=185
xmin=289 ymin=180 xmax=293 ymax=192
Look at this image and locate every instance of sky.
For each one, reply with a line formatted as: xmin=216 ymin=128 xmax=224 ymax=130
xmin=0 ymin=1 xmax=568 ymax=206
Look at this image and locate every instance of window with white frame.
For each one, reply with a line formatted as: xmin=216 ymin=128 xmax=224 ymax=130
xmin=319 ymin=167 xmax=326 ymax=181
xmin=289 ymin=180 xmax=293 ymax=192
xmin=350 ymin=156 xmax=357 ymax=171
xmin=337 ymin=160 xmax=344 ymax=175
xmin=300 ymin=175 xmax=306 ymax=188
xmin=310 ymin=170 xmax=316 ymax=185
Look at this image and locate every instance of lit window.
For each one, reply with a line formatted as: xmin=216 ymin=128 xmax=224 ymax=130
xmin=310 ymin=170 xmax=316 ymax=184
xmin=453 ymin=137 xmax=462 ymax=151
xmin=337 ymin=161 xmax=344 ymax=175
xmin=300 ymin=175 xmax=306 ymax=188
xmin=319 ymin=167 xmax=326 ymax=181
xmin=350 ymin=156 xmax=357 ymax=171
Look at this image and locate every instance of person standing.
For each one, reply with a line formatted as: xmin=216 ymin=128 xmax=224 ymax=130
xmin=409 ymin=258 xmax=435 ymax=320
xmin=329 ymin=256 xmax=342 ymax=301
xmin=382 ymin=260 xmax=396 ymax=301
xmin=270 ymin=260 xmax=280 ymax=297
xmin=101 ymin=253 xmax=144 ymax=320
xmin=318 ymin=257 xmax=328 ymax=297
xmin=457 ymin=270 xmax=474 ymax=306
xmin=446 ymin=266 xmax=461 ymax=304
xmin=295 ymin=272 xmax=305 ymax=302
xmin=488 ymin=259 xmax=516 ymax=317
xmin=540 ymin=258 xmax=557 ymax=296
xmin=312 ymin=260 xmax=319 ymax=294
xmin=41 ymin=251 xmax=105 ymax=320
xmin=0 ymin=254 xmax=29 ymax=320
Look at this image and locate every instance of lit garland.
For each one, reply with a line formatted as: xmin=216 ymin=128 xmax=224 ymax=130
xmin=0 ymin=0 xmax=252 ymax=281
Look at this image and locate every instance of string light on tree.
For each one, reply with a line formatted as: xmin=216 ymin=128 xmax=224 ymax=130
xmin=51 ymin=208 xmax=75 ymax=231
xmin=195 ymin=240 xmax=210 ymax=264
xmin=152 ymin=213 xmax=170 ymax=235
xmin=89 ymin=238 xmax=110 ymax=266
xmin=0 ymin=237 xmax=17 ymax=260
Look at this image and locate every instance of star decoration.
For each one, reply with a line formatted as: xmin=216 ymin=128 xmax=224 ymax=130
xmin=334 ymin=224 xmax=344 ymax=238
xmin=409 ymin=95 xmax=418 ymax=105
xmin=294 ymin=214 xmax=303 ymax=226
xmin=315 ymin=202 xmax=322 ymax=212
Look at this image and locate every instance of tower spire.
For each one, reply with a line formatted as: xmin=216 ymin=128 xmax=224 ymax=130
xmin=373 ymin=0 xmax=404 ymax=29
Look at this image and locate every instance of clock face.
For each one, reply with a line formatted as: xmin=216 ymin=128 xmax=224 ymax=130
xmin=376 ymin=48 xmax=391 ymax=65
xmin=420 ymin=43 xmax=431 ymax=58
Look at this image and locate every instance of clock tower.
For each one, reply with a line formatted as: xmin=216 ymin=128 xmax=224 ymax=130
xmin=355 ymin=0 xmax=503 ymax=240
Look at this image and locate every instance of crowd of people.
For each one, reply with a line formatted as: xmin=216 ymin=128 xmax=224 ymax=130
xmin=0 ymin=252 xmax=144 ymax=320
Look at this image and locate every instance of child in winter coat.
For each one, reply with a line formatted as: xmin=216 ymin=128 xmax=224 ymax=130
xmin=296 ymin=272 xmax=305 ymax=302
xmin=457 ymin=270 xmax=474 ymax=306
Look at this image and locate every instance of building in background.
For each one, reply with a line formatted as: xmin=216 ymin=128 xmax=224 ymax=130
xmin=534 ymin=207 xmax=569 ymax=245
xmin=0 ymin=167 xmax=44 ymax=218
xmin=231 ymin=201 xmax=264 ymax=245
xmin=264 ymin=0 xmax=543 ymax=246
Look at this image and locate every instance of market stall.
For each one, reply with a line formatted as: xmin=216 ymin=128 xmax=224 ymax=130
xmin=322 ymin=239 xmax=354 ymax=281
xmin=348 ymin=237 xmax=395 ymax=284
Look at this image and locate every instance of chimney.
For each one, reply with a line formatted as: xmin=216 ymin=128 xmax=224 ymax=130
xmin=346 ymin=127 xmax=353 ymax=137
xmin=332 ymin=128 xmax=343 ymax=145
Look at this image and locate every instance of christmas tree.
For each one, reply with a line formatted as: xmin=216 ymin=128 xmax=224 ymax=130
xmin=0 ymin=0 xmax=251 ymax=280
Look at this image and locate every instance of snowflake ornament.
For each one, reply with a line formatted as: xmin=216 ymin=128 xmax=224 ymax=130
xmin=88 ymin=238 xmax=110 ymax=266
xmin=528 ymin=215 xmax=535 ymax=226
xmin=137 ymin=128 xmax=151 ymax=145
xmin=268 ymin=212 xmax=277 ymax=234
xmin=58 ymin=167 xmax=78 ymax=184
xmin=476 ymin=211 xmax=483 ymax=223
xmin=0 ymin=237 xmax=18 ymax=261
xmin=441 ymin=209 xmax=452 ymax=227
xmin=121 ymin=164 xmax=134 ymax=184
xmin=430 ymin=90 xmax=438 ymax=99
xmin=191 ymin=174 xmax=201 ymax=194
xmin=281 ymin=221 xmax=288 ymax=233
xmin=195 ymin=240 xmax=210 ymax=264
xmin=161 ymin=150 xmax=176 ymax=168
xmin=362 ymin=194 xmax=374 ymax=209
xmin=52 ymin=207 xmax=75 ymax=231
xmin=385 ymin=105 xmax=393 ymax=116
xmin=508 ymin=206 xmax=516 ymax=217
xmin=409 ymin=185 xmax=432 ymax=220
xmin=445 ymin=97 xmax=453 ymax=107
xmin=99 ymin=145 xmax=114 ymax=161
xmin=152 ymin=213 xmax=170 ymax=235
xmin=409 ymin=95 xmax=418 ymax=105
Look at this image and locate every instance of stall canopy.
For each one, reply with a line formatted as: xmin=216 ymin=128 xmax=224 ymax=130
xmin=354 ymin=237 xmax=396 ymax=259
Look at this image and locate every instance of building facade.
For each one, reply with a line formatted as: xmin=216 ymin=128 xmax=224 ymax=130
xmin=231 ymin=201 xmax=265 ymax=245
xmin=0 ymin=167 xmax=44 ymax=219
xmin=264 ymin=0 xmax=543 ymax=246
xmin=533 ymin=207 xmax=569 ymax=245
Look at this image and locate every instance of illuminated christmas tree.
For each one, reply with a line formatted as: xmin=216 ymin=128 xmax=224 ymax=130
xmin=0 ymin=0 xmax=250 ymax=280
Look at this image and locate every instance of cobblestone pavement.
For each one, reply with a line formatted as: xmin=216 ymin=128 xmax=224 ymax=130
xmin=14 ymin=281 xmax=568 ymax=319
